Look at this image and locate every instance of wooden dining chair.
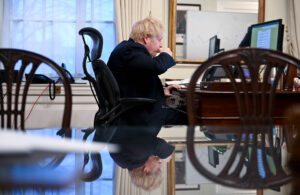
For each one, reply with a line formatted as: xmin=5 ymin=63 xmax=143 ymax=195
xmin=286 ymin=105 xmax=300 ymax=195
xmin=0 ymin=49 xmax=73 ymax=189
xmin=185 ymin=48 xmax=300 ymax=192
xmin=0 ymin=48 xmax=72 ymax=135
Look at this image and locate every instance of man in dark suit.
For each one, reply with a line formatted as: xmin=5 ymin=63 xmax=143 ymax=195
xmin=107 ymin=127 xmax=174 ymax=190
xmin=107 ymin=17 xmax=187 ymax=135
xmin=107 ymin=16 xmax=186 ymax=190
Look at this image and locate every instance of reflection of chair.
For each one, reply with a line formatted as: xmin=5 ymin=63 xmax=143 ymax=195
xmin=186 ymin=48 xmax=300 ymax=191
xmin=0 ymin=49 xmax=72 ymax=133
xmin=78 ymin=27 xmax=155 ymax=181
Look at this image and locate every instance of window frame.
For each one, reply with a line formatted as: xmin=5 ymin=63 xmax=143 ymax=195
xmin=1 ymin=0 xmax=116 ymax=77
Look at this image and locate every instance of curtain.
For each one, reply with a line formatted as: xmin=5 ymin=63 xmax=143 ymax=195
xmin=114 ymin=164 xmax=168 ymax=195
xmin=114 ymin=0 xmax=152 ymax=43
xmin=0 ymin=0 xmax=3 ymax=47
xmin=287 ymin=0 xmax=300 ymax=58
xmin=1 ymin=0 xmax=9 ymax=48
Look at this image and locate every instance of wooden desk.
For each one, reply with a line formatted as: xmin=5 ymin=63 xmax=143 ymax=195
xmin=168 ymin=48 xmax=300 ymax=192
xmin=167 ymin=82 xmax=299 ymax=191
xmin=168 ymin=82 xmax=300 ymax=126
xmin=192 ymin=90 xmax=299 ymax=126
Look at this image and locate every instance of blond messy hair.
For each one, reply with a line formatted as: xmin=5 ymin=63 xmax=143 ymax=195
xmin=130 ymin=17 xmax=164 ymax=41
xmin=129 ymin=166 xmax=163 ymax=191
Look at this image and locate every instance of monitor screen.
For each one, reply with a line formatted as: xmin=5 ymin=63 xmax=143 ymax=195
xmin=208 ymin=146 xmax=219 ymax=168
xmin=208 ymin=35 xmax=220 ymax=57
xmin=250 ymin=19 xmax=284 ymax=51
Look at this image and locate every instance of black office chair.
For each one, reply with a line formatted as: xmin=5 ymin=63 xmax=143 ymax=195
xmin=78 ymin=27 xmax=155 ymax=181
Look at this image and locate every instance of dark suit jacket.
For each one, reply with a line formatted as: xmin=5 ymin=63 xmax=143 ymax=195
xmin=110 ymin=134 xmax=174 ymax=171
xmin=107 ymin=38 xmax=176 ymax=131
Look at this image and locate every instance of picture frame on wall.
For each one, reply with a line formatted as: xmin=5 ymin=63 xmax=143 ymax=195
xmin=176 ymin=3 xmax=201 ymax=44
xmin=171 ymin=144 xmax=201 ymax=192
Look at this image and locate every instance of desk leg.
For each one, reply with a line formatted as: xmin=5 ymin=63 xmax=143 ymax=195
xmin=167 ymin=152 xmax=175 ymax=195
xmin=257 ymin=189 xmax=263 ymax=195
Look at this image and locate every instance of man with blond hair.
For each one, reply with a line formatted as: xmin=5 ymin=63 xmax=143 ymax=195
xmin=108 ymin=16 xmax=186 ymax=133
xmin=107 ymin=17 xmax=186 ymax=190
xmin=109 ymin=130 xmax=173 ymax=191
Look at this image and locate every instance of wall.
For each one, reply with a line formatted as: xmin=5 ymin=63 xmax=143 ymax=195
xmin=178 ymin=0 xmax=217 ymax=11
xmin=265 ymin=0 xmax=288 ymax=23
xmin=186 ymin=11 xmax=257 ymax=59
xmin=160 ymin=64 xmax=197 ymax=80
xmin=23 ymin=84 xmax=98 ymax=129
xmin=149 ymin=0 xmax=170 ymax=48
xmin=157 ymin=0 xmax=291 ymax=80
xmin=265 ymin=0 xmax=289 ymax=53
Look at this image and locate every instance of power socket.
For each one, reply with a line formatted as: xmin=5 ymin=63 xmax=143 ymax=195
xmin=55 ymin=86 xmax=61 ymax=94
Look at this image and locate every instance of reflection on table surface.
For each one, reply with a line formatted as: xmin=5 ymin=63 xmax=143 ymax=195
xmin=0 ymin=128 xmax=115 ymax=195
xmin=0 ymin=125 xmax=293 ymax=195
xmin=0 ymin=127 xmax=176 ymax=195
xmin=164 ymin=125 xmax=292 ymax=195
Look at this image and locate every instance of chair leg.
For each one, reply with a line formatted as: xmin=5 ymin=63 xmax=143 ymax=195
xmin=257 ymin=189 xmax=263 ymax=195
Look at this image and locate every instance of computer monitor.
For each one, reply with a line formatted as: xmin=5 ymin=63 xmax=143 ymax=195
xmin=250 ymin=19 xmax=284 ymax=51
xmin=208 ymin=35 xmax=220 ymax=57
xmin=208 ymin=146 xmax=219 ymax=168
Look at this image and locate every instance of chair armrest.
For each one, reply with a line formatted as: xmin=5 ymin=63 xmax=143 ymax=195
xmin=119 ymin=97 xmax=156 ymax=104
xmin=118 ymin=97 xmax=156 ymax=115
xmin=80 ymin=153 xmax=102 ymax=182
xmin=117 ymin=97 xmax=156 ymax=118
xmin=95 ymin=98 xmax=156 ymax=126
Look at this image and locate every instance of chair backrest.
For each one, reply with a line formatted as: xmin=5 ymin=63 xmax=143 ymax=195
xmin=79 ymin=27 xmax=103 ymax=62
xmin=186 ymin=48 xmax=300 ymax=189
xmin=0 ymin=49 xmax=72 ymax=135
xmin=78 ymin=27 xmax=119 ymax=182
xmin=79 ymin=27 xmax=120 ymax=118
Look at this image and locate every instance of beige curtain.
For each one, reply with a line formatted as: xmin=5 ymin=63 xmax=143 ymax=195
xmin=114 ymin=164 xmax=168 ymax=195
xmin=287 ymin=0 xmax=300 ymax=58
xmin=114 ymin=0 xmax=152 ymax=43
xmin=0 ymin=0 xmax=4 ymax=47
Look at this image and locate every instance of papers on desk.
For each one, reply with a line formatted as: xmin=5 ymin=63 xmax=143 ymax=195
xmin=0 ymin=129 xmax=119 ymax=154
xmin=165 ymin=78 xmax=201 ymax=87
xmin=165 ymin=78 xmax=191 ymax=86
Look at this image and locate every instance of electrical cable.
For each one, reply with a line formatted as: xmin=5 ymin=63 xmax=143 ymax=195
xmin=18 ymin=79 xmax=59 ymax=129
xmin=49 ymin=81 xmax=56 ymax=100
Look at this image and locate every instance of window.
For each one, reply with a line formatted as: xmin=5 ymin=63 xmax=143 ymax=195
xmin=1 ymin=0 xmax=116 ymax=77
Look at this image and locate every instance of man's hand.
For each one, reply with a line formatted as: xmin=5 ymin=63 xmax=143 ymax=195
xmin=160 ymin=48 xmax=173 ymax=56
xmin=164 ymin=84 xmax=182 ymax=97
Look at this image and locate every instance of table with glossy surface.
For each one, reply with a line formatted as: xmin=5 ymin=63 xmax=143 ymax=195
xmin=0 ymin=128 xmax=116 ymax=195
